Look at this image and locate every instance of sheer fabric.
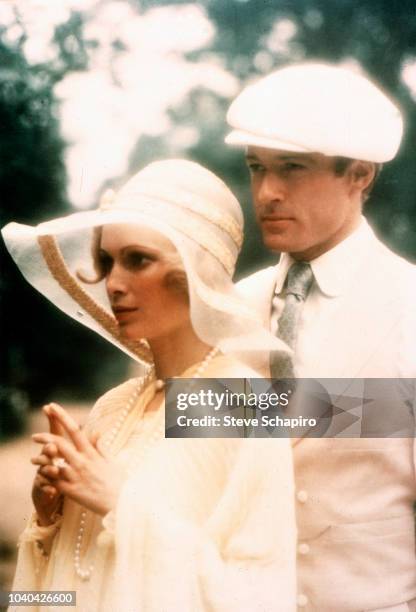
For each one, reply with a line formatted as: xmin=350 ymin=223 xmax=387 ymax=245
xmin=10 ymin=356 xmax=296 ymax=612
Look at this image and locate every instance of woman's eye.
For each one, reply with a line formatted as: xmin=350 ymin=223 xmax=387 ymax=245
xmin=124 ymin=251 xmax=153 ymax=269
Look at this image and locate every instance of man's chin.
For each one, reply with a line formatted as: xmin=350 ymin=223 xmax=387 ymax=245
xmin=262 ymin=233 xmax=295 ymax=253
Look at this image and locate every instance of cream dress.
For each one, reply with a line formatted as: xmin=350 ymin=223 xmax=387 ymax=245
xmin=10 ymin=355 xmax=296 ymax=612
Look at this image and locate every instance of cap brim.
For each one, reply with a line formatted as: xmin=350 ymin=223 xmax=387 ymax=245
xmin=225 ymin=129 xmax=311 ymax=153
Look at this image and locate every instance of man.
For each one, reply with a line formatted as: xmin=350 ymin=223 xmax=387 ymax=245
xmin=226 ymin=63 xmax=416 ymax=611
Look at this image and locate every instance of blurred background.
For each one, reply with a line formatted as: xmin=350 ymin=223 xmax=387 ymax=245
xmin=0 ymin=0 xmax=415 ymax=594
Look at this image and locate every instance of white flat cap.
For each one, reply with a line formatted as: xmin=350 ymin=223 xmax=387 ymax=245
xmin=226 ymin=62 xmax=403 ymax=162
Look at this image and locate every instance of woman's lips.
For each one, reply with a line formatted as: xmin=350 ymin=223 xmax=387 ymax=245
xmin=112 ymin=307 xmax=138 ymax=322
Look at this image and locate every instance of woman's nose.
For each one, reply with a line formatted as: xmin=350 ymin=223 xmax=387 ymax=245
xmin=106 ymin=264 xmax=128 ymax=298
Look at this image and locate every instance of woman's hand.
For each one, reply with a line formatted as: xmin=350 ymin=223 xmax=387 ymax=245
xmin=32 ymin=469 xmax=62 ymax=527
xmin=31 ymin=405 xmax=67 ymax=526
xmin=32 ymin=404 xmax=124 ymax=517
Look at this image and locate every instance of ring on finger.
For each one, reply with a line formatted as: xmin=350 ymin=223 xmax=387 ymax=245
xmin=53 ymin=457 xmax=69 ymax=469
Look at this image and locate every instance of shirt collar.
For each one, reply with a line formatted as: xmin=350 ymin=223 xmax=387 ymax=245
xmin=274 ymin=217 xmax=374 ymax=298
xmin=274 ymin=252 xmax=293 ymax=294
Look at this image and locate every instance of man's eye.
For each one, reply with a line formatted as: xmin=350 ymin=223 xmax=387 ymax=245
xmin=282 ymin=162 xmax=305 ymax=171
xmin=247 ymin=163 xmax=265 ymax=174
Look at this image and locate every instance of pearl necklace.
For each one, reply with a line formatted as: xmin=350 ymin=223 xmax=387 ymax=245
xmin=155 ymin=345 xmax=219 ymax=390
xmin=74 ymin=366 xmax=155 ymax=581
xmin=73 ymin=347 xmax=219 ymax=581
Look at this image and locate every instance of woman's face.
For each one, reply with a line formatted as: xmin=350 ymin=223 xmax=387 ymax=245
xmin=99 ymin=224 xmax=190 ymax=342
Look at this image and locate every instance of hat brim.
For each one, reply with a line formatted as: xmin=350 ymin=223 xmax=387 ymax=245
xmin=225 ymin=129 xmax=313 ymax=153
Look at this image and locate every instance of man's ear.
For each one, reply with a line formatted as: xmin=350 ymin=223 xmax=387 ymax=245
xmin=348 ymin=160 xmax=376 ymax=193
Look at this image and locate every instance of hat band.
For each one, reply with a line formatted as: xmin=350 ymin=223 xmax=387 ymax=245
xmin=37 ymin=235 xmax=153 ymax=364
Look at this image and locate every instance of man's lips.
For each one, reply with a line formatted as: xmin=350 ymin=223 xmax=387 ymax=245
xmin=260 ymin=216 xmax=294 ymax=225
xmin=260 ymin=215 xmax=293 ymax=222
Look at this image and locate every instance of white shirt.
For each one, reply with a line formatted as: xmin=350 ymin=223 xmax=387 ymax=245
xmin=270 ymin=217 xmax=374 ymax=377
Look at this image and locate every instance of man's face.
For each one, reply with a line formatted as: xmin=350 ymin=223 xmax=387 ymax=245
xmin=246 ymin=146 xmax=362 ymax=261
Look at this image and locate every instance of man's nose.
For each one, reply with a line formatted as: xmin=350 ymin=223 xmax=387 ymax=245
xmin=106 ymin=264 xmax=128 ymax=298
xmin=255 ymin=172 xmax=285 ymax=206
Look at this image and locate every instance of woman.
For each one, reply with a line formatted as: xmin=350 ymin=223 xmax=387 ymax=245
xmin=2 ymin=160 xmax=296 ymax=611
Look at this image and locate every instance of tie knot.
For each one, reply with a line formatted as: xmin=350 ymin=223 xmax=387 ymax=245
xmin=286 ymin=262 xmax=313 ymax=301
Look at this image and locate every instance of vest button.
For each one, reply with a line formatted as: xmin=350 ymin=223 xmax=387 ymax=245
xmin=297 ymin=490 xmax=308 ymax=503
xmin=297 ymin=594 xmax=308 ymax=607
xmin=298 ymin=543 xmax=310 ymax=555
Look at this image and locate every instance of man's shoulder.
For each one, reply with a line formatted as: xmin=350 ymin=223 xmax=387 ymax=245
xmin=368 ymin=232 xmax=416 ymax=284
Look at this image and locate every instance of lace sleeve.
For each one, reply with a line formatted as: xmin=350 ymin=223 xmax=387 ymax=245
xmin=19 ymin=510 xmax=63 ymax=544
xmin=18 ymin=510 xmax=63 ymax=565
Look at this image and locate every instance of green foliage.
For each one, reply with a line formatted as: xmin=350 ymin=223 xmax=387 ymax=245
xmin=0 ymin=42 xmax=67 ymax=224
xmin=52 ymin=12 xmax=89 ymax=78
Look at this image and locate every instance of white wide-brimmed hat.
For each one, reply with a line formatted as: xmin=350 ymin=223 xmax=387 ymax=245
xmin=2 ymin=159 xmax=289 ymax=368
xmin=226 ymin=62 xmax=403 ymax=162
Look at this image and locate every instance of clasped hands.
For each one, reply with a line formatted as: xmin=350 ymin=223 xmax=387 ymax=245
xmin=31 ymin=403 xmax=123 ymax=526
